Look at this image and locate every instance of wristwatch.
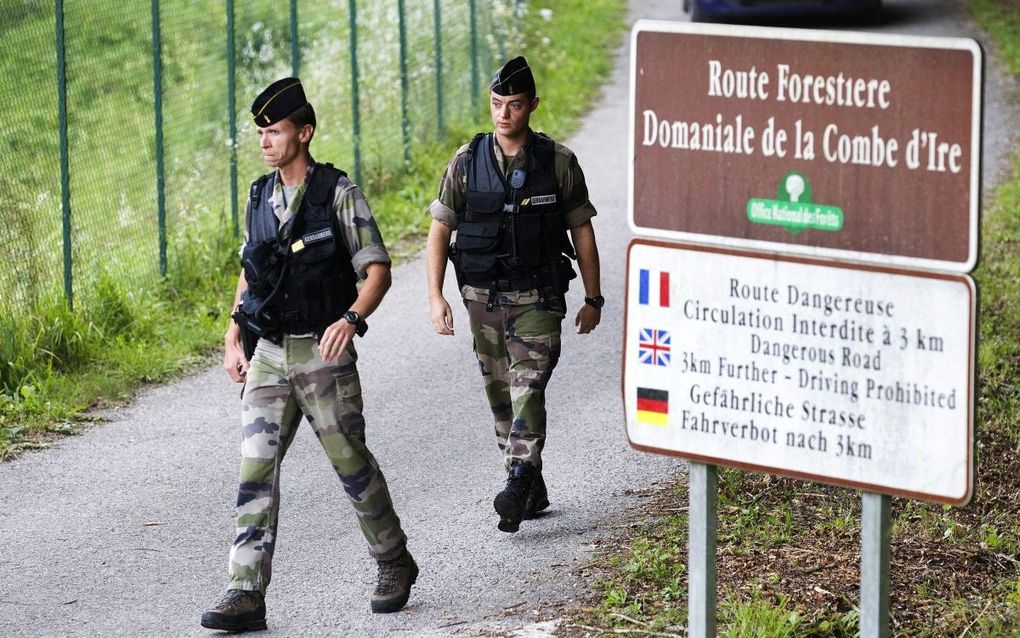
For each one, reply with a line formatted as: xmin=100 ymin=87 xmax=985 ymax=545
xmin=584 ymin=295 xmax=605 ymax=309
xmin=342 ymin=310 xmax=368 ymax=336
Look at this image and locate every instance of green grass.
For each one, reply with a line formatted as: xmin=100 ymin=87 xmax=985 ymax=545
xmin=968 ymin=0 xmax=1020 ymax=76
xmin=719 ymin=592 xmax=811 ymax=638
xmin=372 ymin=0 xmax=630 ymax=242
xmin=0 ymin=217 xmax=236 ymax=455
xmin=0 ymin=0 xmax=629 ymax=459
xmin=565 ymin=2 xmax=1020 ymax=636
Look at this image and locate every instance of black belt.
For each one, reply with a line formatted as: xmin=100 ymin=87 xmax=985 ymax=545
xmin=465 ymin=271 xmax=556 ymax=293
xmin=465 ymin=270 xmax=561 ymax=311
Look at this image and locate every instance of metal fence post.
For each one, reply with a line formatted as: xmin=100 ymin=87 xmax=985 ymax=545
xmin=151 ymin=0 xmax=167 ymax=277
xmin=226 ymin=0 xmax=238 ymax=238
xmin=483 ymin=9 xmax=495 ymax=90
xmin=55 ymin=0 xmax=73 ymax=310
xmin=290 ymin=0 xmax=300 ymax=78
xmin=397 ymin=0 xmax=411 ymax=166
xmin=347 ymin=0 xmax=362 ymax=186
xmin=493 ymin=3 xmax=506 ymax=64
xmin=689 ymin=462 xmax=718 ymax=638
xmin=433 ymin=0 xmax=444 ymax=136
xmin=861 ymin=492 xmax=891 ymax=638
xmin=469 ymin=0 xmax=479 ymax=101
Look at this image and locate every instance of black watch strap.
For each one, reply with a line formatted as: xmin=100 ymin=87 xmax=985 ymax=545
xmin=342 ymin=310 xmax=368 ymax=337
xmin=584 ymin=295 xmax=605 ymax=309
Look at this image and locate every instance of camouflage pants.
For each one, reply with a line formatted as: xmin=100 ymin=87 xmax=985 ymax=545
xmin=228 ymin=336 xmax=406 ymax=593
xmin=465 ymin=300 xmax=563 ymax=470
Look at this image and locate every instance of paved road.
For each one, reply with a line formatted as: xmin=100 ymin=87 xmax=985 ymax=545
xmin=1 ymin=2 xmax=1016 ymax=637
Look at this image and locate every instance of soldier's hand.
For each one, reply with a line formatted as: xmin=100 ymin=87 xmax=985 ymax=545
xmin=575 ymin=304 xmax=601 ymax=334
xmin=223 ymin=338 xmax=250 ymax=383
xmin=430 ymin=295 xmax=455 ymax=336
xmin=319 ymin=318 xmax=357 ymax=361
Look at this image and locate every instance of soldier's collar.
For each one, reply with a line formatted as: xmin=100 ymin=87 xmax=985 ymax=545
xmin=492 ymin=129 xmax=533 ymax=155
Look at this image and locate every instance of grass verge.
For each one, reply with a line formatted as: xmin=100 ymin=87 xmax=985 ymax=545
xmin=0 ymin=0 xmax=629 ymax=460
xmin=562 ymin=3 xmax=1020 ymax=636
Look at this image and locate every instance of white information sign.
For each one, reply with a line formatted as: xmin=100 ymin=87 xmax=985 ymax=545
xmin=623 ymin=241 xmax=975 ymax=505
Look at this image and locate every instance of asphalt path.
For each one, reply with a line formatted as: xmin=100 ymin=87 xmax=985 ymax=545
xmin=1 ymin=2 xmax=1017 ymax=637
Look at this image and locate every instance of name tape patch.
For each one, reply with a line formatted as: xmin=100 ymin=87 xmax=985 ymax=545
xmin=302 ymin=227 xmax=334 ymax=245
xmin=529 ymin=194 xmax=557 ymax=206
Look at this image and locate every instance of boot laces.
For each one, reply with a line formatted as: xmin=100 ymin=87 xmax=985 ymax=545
xmin=376 ymin=557 xmax=403 ymax=594
xmin=505 ymin=473 xmax=530 ymax=497
xmin=217 ymin=589 xmax=257 ymax=612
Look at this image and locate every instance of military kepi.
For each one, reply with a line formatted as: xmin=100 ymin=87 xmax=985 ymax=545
xmin=251 ymin=77 xmax=307 ymax=126
xmin=490 ymin=56 xmax=535 ymax=96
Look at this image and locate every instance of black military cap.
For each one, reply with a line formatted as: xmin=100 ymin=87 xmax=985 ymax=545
xmin=251 ymin=77 xmax=307 ymax=126
xmin=490 ymin=56 xmax=536 ymax=96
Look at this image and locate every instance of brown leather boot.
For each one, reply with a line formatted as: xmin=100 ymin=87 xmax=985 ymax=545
xmin=371 ymin=549 xmax=419 ymax=613
xmin=200 ymin=589 xmax=266 ymax=632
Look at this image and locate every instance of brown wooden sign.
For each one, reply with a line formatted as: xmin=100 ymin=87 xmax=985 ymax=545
xmin=628 ymin=21 xmax=982 ymax=272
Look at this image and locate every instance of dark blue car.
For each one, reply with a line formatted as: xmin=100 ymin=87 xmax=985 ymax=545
xmin=683 ymin=0 xmax=882 ymax=23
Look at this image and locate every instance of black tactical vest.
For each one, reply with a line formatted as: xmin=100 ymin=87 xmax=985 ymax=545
xmin=240 ymin=163 xmax=358 ymax=337
xmin=453 ymin=132 xmax=574 ymax=293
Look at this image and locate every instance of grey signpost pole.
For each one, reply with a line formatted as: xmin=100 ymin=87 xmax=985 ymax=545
xmin=860 ymin=492 xmax=891 ymax=638
xmin=688 ymin=461 xmax=718 ymax=637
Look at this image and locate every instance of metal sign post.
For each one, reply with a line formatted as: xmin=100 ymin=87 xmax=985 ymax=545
xmin=861 ymin=492 xmax=892 ymax=637
xmin=688 ymin=462 xmax=718 ymax=637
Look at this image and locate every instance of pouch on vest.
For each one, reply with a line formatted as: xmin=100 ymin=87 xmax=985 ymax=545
xmin=287 ymin=237 xmax=350 ymax=326
xmin=238 ymin=323 xmax=259 ymax=361
xmin=241 ymin=239 xmax=284 ymax=296
xmin=513 ymin=208 xmax=547 ymax=267
xmin=457 ymin=190 xmax=505 ymax=274
xmin=237 ymin=291 xmax=281 ymax=330
xmin=455 ymin=221 xmax=502 ymax=275
xmin=232 ymin=297 xmax=277 ymax=360
xmin=555 ymin=255 xmax=578 ymax=291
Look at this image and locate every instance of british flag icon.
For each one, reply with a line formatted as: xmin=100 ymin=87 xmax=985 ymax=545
xmin=638 ymin=328 xmax=671 ymax=367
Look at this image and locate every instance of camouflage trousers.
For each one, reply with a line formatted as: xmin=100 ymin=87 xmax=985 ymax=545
xmin=228 ymin=336 xmax=406 ymax=593
xmin=465 ymin=299 xmax=563 ymax=470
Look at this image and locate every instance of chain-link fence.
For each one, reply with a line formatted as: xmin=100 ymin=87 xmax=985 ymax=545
xmin=0 ymin=0 xmax=523 ymax=319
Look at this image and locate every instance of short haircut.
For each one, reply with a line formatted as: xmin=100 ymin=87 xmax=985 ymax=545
xmin=286 ymin=102 xmax=316 ymax=142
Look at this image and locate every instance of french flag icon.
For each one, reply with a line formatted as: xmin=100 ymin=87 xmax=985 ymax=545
xmin=638 ymin=269 xmax=670 ymax=307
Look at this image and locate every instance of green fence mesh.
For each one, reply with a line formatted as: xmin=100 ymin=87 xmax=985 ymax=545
xmin=0 ymin=0 xmax=519 ymax=321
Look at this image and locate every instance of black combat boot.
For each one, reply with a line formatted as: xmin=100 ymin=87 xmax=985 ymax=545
xmin=493 ymin=460 xmax=534 ymax=532
xmin=371 ymin=548 xmax=419 ymax=613
xmin=523 ymin=469 xmax=550 ymax=520
xmin=200 ymin=589 xmax=266 ymax=632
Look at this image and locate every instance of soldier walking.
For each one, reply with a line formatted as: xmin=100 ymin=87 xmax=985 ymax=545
xmin=425 ymin=57 xmax=604 ymax=533
xmin=202 ymin=78 xmax=417 ymax=632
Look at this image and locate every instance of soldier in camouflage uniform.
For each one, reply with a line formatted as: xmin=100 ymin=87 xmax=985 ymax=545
xmin=426 ymin=57 xmax=604 ymax=533
xmin=202 ymin=78 xmax=417 ymax=633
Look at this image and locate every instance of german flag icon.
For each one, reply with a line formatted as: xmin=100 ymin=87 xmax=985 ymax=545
xmin=636 ymin=387 xmax=669 ymax=426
